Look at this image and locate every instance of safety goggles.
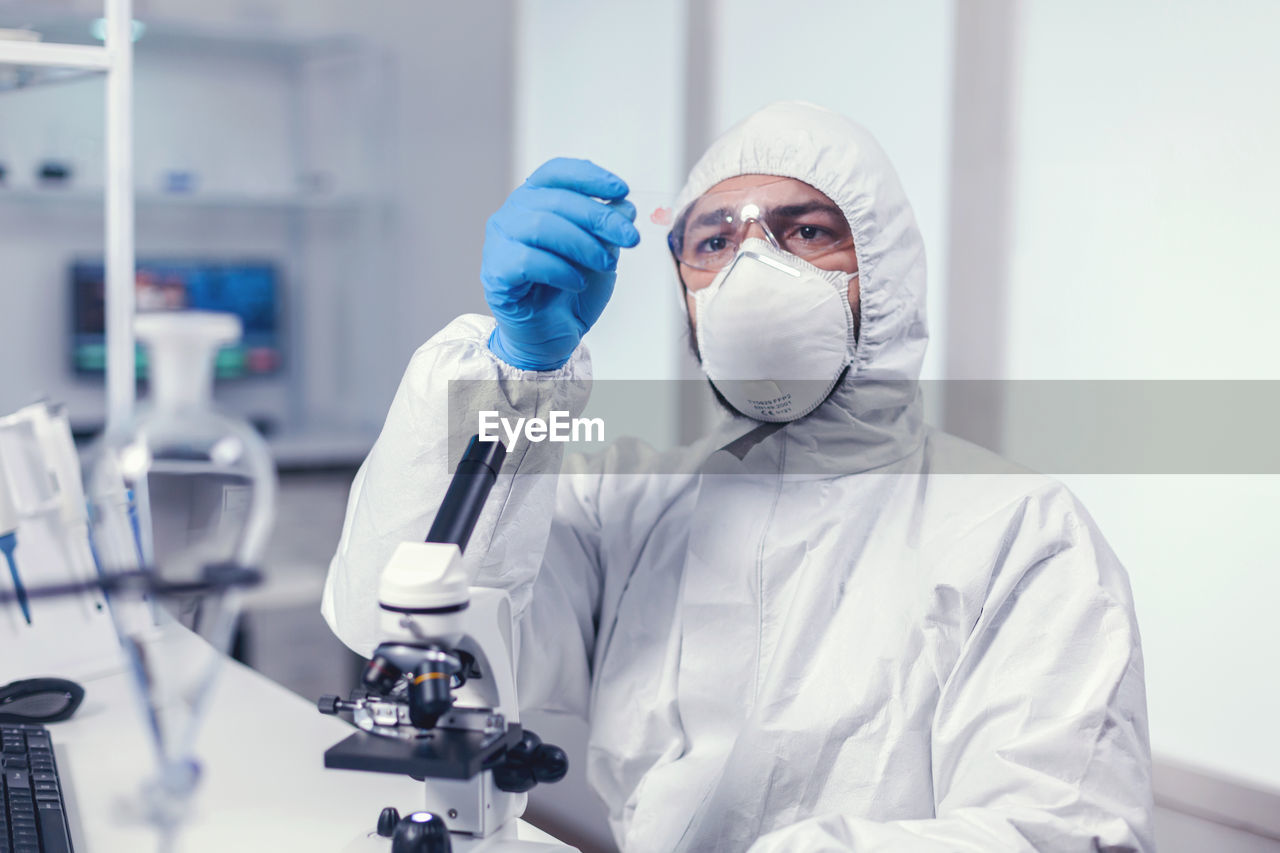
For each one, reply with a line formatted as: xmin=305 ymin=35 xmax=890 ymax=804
xmin=667 ymin=178 xmax=855 ymax=272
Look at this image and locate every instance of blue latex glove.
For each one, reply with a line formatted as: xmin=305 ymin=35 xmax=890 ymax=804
xmin=483 ymin=158 xmax=641 ymax=371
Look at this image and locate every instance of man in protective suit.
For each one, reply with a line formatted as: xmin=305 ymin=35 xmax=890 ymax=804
xmin=323 ymin=102 xmax=1155 ymax=852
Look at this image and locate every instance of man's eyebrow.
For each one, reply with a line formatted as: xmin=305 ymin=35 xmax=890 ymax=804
xmin=772 ymin=201 xmax=845 ymax=220
xmin=689 ymin=207 xmax=734 ymax=228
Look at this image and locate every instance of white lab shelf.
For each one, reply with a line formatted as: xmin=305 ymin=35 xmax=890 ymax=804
xmin=0 ymin=187 xmax=383 ymax=211
xmin=0 ymin=7 xmax=395 ymax=460
xmin=0 ymin=1 xmax=139 ymax=431
xmin=0 ymin=39 xmax=110 ymax=70
xmin=30 ymin=15 xmax=368 ymax=58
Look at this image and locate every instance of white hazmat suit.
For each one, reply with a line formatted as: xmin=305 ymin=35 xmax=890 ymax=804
xmin=323 ymin=102 xmax=1155 ymax=852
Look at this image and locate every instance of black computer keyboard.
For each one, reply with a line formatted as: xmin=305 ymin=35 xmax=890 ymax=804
xmin=1 ymin=724 xmax=72 ymax=853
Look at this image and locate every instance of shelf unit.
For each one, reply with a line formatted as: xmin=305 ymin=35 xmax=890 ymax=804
xmin=0 ymin=0 xmax=135 ymax=430
xmin=0 ymin=187 xmax=383 ymax=211
xmin=0 ymin=8 xmax=393 ymax=466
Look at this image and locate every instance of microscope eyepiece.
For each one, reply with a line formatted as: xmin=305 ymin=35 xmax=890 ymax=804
xmin=424 ymin=436 xmax=508 ymax=553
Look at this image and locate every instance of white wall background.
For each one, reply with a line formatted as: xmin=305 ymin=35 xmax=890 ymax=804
xmin=1004 ymin=0 xmax=1280 ymax=789
xmin=514 ymin=0 xmax=695 ymax=456
xmin=709 ymin=0 xmax=954 ymax=383
xmin=514 ymin=0 xmax=689 ymax=386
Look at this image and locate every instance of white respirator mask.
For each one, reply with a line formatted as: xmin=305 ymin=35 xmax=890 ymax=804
xmin=690 ymin=237 xmax=858 ymax=422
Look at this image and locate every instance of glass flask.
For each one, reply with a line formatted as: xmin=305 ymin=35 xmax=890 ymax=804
xmin=85 ymin=311 xmax=276 ymax=847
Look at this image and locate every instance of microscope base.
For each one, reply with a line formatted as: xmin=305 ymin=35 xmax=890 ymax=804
xmin=341 ymin=818 xmax=580 ymax=851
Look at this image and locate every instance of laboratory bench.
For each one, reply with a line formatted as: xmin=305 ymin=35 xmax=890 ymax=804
xmin=41 ymin=653 xmax=567 ymax=851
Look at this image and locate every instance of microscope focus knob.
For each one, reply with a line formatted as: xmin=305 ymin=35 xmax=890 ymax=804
xmin=493 ymin=761 xmax=537 ymax=793
xmin=493 ymin=729 xmax=570 ymax=792
xmin=391 ymin=812 xmax=451 ymax=853
xmin=494 ymin=730 xmax=540 ymax=793
xmin=512 ymin=729 xmax=542 ymax=755
xmin=377 ymin=807 xmax=401 ymax=838
xmin=531 ymin=743 xmax=569 ymax=784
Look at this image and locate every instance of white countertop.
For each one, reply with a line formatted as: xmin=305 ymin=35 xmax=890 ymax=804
xmin=45 ymin=656 xmax=567 ymax=851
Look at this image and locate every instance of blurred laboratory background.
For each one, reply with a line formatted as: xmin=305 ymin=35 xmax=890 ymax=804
xmin=1 ymin=1 xmax=1277 ymax=851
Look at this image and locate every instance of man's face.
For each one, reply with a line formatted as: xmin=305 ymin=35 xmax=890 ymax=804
xmin=674 ymin=174 xmax=861 ymax=332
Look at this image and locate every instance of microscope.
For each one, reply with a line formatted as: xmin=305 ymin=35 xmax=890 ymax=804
xmin=319 ymin=436 xmax=577 ymax=853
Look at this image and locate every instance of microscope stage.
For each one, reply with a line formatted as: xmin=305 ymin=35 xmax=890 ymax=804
xmin=324 ymin=724 xmax=523 ymax=780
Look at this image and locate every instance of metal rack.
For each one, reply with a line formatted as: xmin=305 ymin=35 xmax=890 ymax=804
xmin=0 ymin=0 xmax=135 ymax=430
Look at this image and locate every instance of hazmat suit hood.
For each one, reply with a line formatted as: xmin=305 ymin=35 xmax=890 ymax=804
xmin=673 ymin=101 xmax=928 ymax=474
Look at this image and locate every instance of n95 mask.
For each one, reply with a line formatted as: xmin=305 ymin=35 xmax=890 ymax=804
xmin=691 ymin=238 xmax=857 ymax=422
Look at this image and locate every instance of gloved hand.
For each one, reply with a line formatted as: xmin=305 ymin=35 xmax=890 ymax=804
xmin=482 ymin=158 xmax=641 ymax=371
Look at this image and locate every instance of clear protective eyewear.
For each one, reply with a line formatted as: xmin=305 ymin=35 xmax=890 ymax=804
xmin=667 ymin=178 xmax=856 ymax=272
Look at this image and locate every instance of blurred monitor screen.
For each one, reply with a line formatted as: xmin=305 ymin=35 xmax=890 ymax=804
xmin=72 ymin=260 xmax=282 ymax=380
